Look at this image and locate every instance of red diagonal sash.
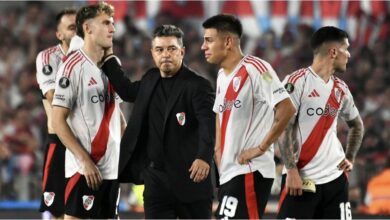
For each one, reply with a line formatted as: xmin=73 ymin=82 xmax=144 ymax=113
xmin=297 ymin=81 xmax=345 ymax=169
xmin=220 ymin=66 xmax=249 ymax=154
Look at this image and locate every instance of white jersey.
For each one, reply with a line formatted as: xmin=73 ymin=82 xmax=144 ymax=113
xmin=282 ymin=67 xmax=359 ymax=184
xmin=52 ymin=49 xmax=122 ymax=180
xmin=36 ymin=45 xmax=65 ymax=96
xmin=213 ymin=55 xmax=290 ymax=185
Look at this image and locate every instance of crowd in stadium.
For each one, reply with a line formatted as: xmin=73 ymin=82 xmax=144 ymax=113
xmin=0 ymin=0 xmax=389 ymax=216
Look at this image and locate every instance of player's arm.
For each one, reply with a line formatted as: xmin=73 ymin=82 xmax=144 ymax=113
xmin=101 ymin=56 xmax=140 ymax=102
xmin=189 ymin=79 xmax=215 ymax=183
xmin=214 ymin=114 xmax=221 ymax=169
xmin=278 ymin=115 xmax=303 ymax=196
xmin=52 ymin=105 xmax=102 ymax=190
xmin=45 ymin=90 xmax=54 ymax=103
xmin=238 ymin=98 xmax=296 ymax=164
xmin=338 ymin=115 xmax=364 ymax=172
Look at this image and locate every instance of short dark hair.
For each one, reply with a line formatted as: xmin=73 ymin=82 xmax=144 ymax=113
xmin=76 ymin=2 xmax=114 ymax=38
xmin=311 ymin=26 xmax=349 ymax=53
xmin=202 ymin=14 xmax=243 ymax=38
xmin=55 ymin=9 xmax=77 ymax=29
xmin=152 ymin=24 xmax=184 ymax=47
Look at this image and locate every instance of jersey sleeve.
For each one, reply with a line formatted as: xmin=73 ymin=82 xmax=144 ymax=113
xmin=36 ymin=50 xmax=58 ymax=96
xmin=52 ymin=62 xmax=79 ymax=109
xmin=282 ymin=70 xmax=305 ymax=115
xmin=256 ymin=63 xmax=290 ymax=109
xmin=339 ymin=87 xmax=359 ymax=121
xmin=212 ymin=72 xmax=222 ymax=114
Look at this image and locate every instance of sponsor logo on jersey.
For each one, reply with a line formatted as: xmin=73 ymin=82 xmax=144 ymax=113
xmin=59 ymin=77 xmax=70 ymax=88
xmin=43 ymin=192 xmax=55 ymax=206
xmin=90 ymin=92 xmax=118 ymax=103
xmin=42 ymin=65 xmax=53 ymax=75
xmin=306 ymin=104 xmax=338 ymax=117
xmin=55 ymin=94 xmax=65 ymax=101
xmin=176 ymin=112 xmax=186 ymax=126
xmin=82 ymin=195 xmax=95 ymax=211
xmin=88 ymin=77 xmax=98 ymax=86
xmin=43 ymin=79 xmax=56 ymax=86
xmin=285 ymin=83 xmax=294 ymax=93
xmin=308 ymin=89 xmax=320 ymax=97
xmin=273 ymin=87 xmax=286 ymax=95
xmin=219 ymin=99 xmax=242 ymax=113
xmin=233 ymin=76 xmax=241 ymax=92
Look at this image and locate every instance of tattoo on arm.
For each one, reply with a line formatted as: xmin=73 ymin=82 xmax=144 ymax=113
xmin=278 ymin=116 xmax=297 ymax=169
xmin=345 ymin=115 xmax=364 ymax=162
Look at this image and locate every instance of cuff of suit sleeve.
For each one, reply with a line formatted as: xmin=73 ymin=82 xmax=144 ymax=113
xmin=102 ymin=55 xmax=122 ymax=67
xmin=197 ymin=147 xmax=213 ymax=165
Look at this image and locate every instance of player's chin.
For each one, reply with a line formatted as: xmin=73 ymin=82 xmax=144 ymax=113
xmin=205 ymin=57 xmax=215 ymax=64
xmin=102 ymin=41 xmax=113 ymax=48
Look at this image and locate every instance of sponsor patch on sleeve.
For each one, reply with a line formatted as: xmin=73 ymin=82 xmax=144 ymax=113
xmin=284 ymin=83 xmax=295 ymax=94
xmin=262 ymin=71 xmax=273 ymax=82
xmin=59 ymin=77 xmax=70 ymax=88
xmin=42 ymin=65 xmax=53 ymax=75
xmin=273 ymin=87 xmax=286 ymax=94
xmin=54 ymin=94 xmax=65 ymax=101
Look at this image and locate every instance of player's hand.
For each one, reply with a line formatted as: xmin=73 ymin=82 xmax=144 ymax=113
xmin=238 ymin=146 xmax=265 ymax=165
xmin=286 ymin=168 xmax=303 ymax=196
xmin=104 ymin=46 xmax=113 ymax=57
xmin=81 ymin=158 xmax=103 ymax=191
xmin=338 ymin=158 xmax=353 ymax=172
xmin=189 ymin=159 xmax=210 ymax=183
xmin=100 ymin=47 xmax=114 ymax=67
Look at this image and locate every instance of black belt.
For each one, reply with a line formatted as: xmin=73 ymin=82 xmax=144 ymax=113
xmin=149 ymin=161 xmax=165 ymax=171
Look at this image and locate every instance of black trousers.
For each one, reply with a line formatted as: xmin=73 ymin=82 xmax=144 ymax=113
xmin=143 ymin=166 xmax=212 ymax=219
xmin=278 ymin=173 xmax=349 ymax=219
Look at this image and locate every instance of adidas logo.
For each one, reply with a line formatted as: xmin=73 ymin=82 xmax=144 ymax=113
xmin=308 ymin=89 xmax=320 ymax=97
xmin=88 ymin=77 xmax=97 ymax=86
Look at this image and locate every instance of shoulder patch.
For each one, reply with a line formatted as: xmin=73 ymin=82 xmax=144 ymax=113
xmin=59 ymin=77 xmax=70 ymax=88
xmin=262 ymin=71 xmax=273 ymax=82
xmin=285 ymin=83 xmax=295 ymax=93
xmin=42 ymin=65 xmax=53 ymax=75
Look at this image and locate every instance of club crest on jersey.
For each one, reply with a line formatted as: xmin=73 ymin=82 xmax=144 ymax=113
xmin=59 ymin=77 xmax=70 ymax=88
xmin=285 ymin=83 xmax=294 ymax=94
xmin=233 ymin=76 xmax=241 ymax=92
xmin=43 ymin=192 xmax=55 ymax=206
xmin=334 ymin=88 xmax=341 ymax=103
xmin=176 ymin=112 xmax=186 ymax=126
xmin=42 ymin=65 xmax=53 ymax=75
xmin=82 ymin=195 xmax=95 ymax=211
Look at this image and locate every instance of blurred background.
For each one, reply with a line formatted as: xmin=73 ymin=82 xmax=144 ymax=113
xmin=0 ymin=0 xmax=389 ymax=218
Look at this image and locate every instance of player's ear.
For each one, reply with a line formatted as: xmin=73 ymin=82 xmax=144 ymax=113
xmin=84 ymin=20 xmax=92 ymax=35
xmin=56 ymin=31 xmax=63 ymax=41
xmin=329 ymin=47 xmax=337 ymax=58
xmin=225 ymin=35 xmax=232 ymax=47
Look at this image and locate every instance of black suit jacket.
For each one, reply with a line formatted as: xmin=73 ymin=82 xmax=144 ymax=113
xmin=102 ymin=57 xmax=215 ymax=202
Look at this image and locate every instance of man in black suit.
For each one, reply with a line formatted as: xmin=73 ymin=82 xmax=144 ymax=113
xmin=101 ymin=24 xmax=215 ymax=219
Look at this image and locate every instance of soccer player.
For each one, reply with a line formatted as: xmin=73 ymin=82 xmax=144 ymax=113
xmin=52 ymin=3 xmax=125 ymax=219
xmin=277 ymin=26 xmax=364 ymax=219
xmin=36 ymin=8 xmax=77 ymax=219
xmin=100 ymin=24 xmax=215 ymax=219
xmin=201 ymin=14 xmax=296 ymax=219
